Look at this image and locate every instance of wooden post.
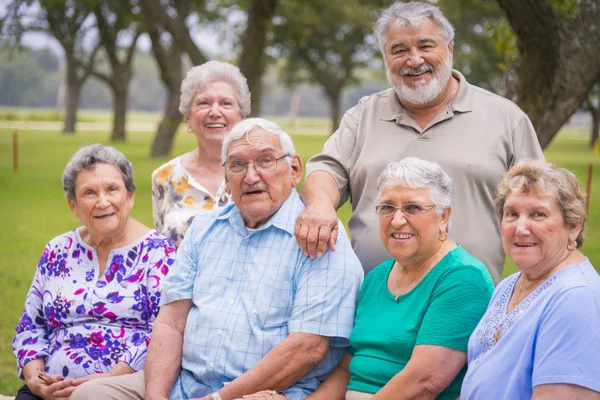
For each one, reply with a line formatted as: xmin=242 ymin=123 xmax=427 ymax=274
xmin=13 ymin=131 xmax=18 ymax=172
xmin=586 ymin=163 xmax=593 ymax=215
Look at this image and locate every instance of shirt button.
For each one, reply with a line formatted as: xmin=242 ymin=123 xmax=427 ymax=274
xmin=238 ymin=269 xmax=243 ymax=274
xmin=244 ymin=236 xmax=250 ymax=242
xmin=229 ymin=299 xmax=234 ymax=305
xmin=218 ymin=329 xmax=223 ymax=335
xmin=209 ymin=363 xmax=215 ymax=368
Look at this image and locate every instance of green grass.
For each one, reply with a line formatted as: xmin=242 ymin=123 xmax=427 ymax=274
xmin=0 ymin=119 xmax=599 ymax=394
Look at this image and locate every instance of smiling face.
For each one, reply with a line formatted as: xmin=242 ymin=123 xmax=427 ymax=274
xmin=225 ymin=127 xmax=302 ymax=228
xmin=68 ymin=163 xmax=135 ymax=242
xmin=384 ymin=18 xmax=453 ymax=106
xmin=379 ymin=184 xmax=449 ymax=268
xmin=501 ymin=190 xmax=581 ymax=275
xmin=186 ymin=81 xmax=243 ymax=146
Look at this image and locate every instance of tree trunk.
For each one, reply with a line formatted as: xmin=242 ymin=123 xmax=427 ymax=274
xmin=63 ymin=57 xmax=81 ymax=134
xmin=151 ymin=90 xmax=182 ymax=157
xmin=590 ymin=105 xmax=600 ymax=149
xmin=328 ymin=90 xmax=341 ymax=135
xmin=497 ymin=0 xmax=600 ymax=149
xmin=238 ymin=0 xmax=279 ymax=116
xmin=110 ymin=85 xmax=128 ymax=142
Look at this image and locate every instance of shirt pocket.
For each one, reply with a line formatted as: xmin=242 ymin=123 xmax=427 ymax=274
xmin=245 ymin=267 xmax=294 ymax=330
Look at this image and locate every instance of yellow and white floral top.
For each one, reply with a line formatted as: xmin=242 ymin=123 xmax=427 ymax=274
xmin=151 ymin=156 xmax=231 ymax=247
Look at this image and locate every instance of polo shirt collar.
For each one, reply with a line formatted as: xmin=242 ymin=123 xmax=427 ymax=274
xmin=216 ymin=189 xmax=301 ymax=236
xmin=380 ymin=69 xmax=473 ymax=122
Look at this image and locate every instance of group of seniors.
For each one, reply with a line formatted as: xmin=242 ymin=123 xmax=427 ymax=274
xmin=11 ymin=1 xmax=600 ymax=400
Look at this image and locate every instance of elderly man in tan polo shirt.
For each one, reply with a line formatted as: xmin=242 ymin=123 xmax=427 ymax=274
xmin=295 ymin=1 xmax=543 ymax=283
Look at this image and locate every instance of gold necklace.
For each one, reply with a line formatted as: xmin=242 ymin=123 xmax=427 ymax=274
xmin=393 ymin=240 xmax=445 ymax=301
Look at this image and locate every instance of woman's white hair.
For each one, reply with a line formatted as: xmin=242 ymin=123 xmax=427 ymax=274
xmin=377 ymin=157 xmax=455 ymax=215
xmin=375 ymin=1 xmax=455 ymax=55
xmin=179 ymin=61 xmax=251 ymax=118
xmin=221 ymin=118 xmax=296 ymax=164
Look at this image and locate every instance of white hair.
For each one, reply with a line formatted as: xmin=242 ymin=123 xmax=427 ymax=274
xmin=377 ymin=157 xmax=455 ymax=215
xmin=375 ymin=1 xmax=455 ymax=55
xmin=179 ymin=61 xmax=251 ymax=118
xmin=221 ymin=118 xmax=296 ymax=164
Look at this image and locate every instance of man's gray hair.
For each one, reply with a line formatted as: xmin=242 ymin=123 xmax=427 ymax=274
xmin=179 ymin=61 xmax=251 ymax=118
xmin=222 ymin=118 xmax=296 ymax=164
xmin=375 ymin=1 xmax=455 ymax=55
xmin=377 ymin=157 xmax=454 ymax=215
xmin=62 ymin=143 xmax=135 ymax=200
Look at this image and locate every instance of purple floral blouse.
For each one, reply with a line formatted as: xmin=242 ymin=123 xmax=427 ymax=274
xmin=13 ymin=228 xmax=176 ymax=379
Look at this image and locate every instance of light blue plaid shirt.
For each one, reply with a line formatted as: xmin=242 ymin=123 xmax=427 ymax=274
xmin=161 ymin=190 xmax=364 ymax=400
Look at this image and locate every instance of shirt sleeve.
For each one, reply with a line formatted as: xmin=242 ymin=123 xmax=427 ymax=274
xmin=416 ymin=265 xmax=493 ymax=352
xmin=160 ymin=225 xmax=201 ymax=306
xmin=287 ymin=224 xmax=363 ymax=345
xmin=511 ymin=115 xmax=544 ymax=166
xmin=151 ymin=167 xmax=167 ymax=233
xmin=532 ymin=287 xmax=600 ymax=392
xmin=12 ymin=243 xmax=52 ymax=378
xmin=121 ymin=236 xmax=177 ymax=371
xmin=305 ymin=108 xmax=359 ymax=207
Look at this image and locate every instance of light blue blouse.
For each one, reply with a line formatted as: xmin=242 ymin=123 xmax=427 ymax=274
xmin=461 ymin=258 xmax=600 ymax=399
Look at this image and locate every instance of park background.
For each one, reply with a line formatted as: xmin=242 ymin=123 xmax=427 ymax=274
xmin=1 ymin=0 xmax=599 ymax=395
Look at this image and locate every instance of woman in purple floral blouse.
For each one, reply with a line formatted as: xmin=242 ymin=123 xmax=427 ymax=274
xmin=12 ymin=144 xmax=176 ymax=400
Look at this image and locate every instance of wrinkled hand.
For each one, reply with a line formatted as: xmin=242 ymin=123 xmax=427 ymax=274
xmin=234 ymin=390 xmax=290 ymax=400
xmin=295 ymin=202 xmax=339 ymax=259
xmin=26 ymin=374 xmax=74 ymax=400
xmin=71 ymin=372 xmax=114 ymax=387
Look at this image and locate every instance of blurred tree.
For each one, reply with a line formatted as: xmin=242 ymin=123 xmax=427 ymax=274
xmin=139 ymin=0 xmax=185 ymax=157
xmin=583 ymin=82 xmax=599 ymax=149
xmin=2 ymin=0 xmax=100 ymax=133
xmin=91 ymin=0 xmax=141 ymax=141
xmin=272 ymin=0 xmax=380 ymax=133
xmin=497 ymin=0 xmax=600 ymax=148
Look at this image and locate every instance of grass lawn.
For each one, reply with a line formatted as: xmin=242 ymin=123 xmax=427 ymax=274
xmin=0 ymin=119 xmax=599 ymax=394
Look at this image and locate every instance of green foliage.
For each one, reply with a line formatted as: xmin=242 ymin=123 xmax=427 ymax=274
xmin=547 ymin=0 xmax=580 ymax=17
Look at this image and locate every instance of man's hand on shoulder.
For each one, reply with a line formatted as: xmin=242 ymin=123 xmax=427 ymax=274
xmin=295 ymin=201 xmax=339 ymax=259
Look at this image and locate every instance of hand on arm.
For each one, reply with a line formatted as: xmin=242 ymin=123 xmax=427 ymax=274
xmin=372 ymin=345 xmax=466 ymax=400
xmin=144 ymin=299 xmax=193 ymax=400
xmin=215 ymin=332 xmax=330 ymax=400
xmin=296 ymin=171 xmax=341 ymax=259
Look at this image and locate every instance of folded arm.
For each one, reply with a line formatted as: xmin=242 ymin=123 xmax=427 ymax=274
xmin=145 ymin=299 xmax=193 ymax=400
xmin=213 ymin=332 xmax=330 ymax=400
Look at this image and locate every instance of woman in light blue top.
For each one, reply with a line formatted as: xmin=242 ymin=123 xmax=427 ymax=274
xmin=461 ymin=160 xmax=600 ymax=400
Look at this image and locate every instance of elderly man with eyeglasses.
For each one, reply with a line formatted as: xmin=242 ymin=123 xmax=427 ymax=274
xmin=72 ymin=118 xmax=363 ymax=400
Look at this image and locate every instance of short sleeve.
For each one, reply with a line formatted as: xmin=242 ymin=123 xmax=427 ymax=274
xmin=532 ymin=287 xmax=600 ymax=392
xmin=416 ymin=266 xmax=493 ymax=352
xmin=511 ymin=115 xmax=544 ymax=166
xmin=305 ymin=109 xmax=359 ymax=207
xmin=287 ymin=224 xmax=363 ymax=344
xmin=160 ymin=221 xmax=201 ymax=305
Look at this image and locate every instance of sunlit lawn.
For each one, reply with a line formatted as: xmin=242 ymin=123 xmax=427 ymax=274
xmin=0 ymin=115 xmax=598 ymax=394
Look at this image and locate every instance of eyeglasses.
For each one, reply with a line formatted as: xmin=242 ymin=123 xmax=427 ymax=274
xmin=224 ymin=154 xmax=290 ymax=175
xmin=375 ymin=203 xmax=436 ymax=217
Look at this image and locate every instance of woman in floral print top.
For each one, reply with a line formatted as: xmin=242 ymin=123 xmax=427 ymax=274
xmin=12 ymin=144 xmax=176 ymax=400
xmin=151 ymin=61 xmax=251 ymax=246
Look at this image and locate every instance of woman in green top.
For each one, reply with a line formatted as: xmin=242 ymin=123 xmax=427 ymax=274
xmin=240 ymin=157 xmax=494 ymax=400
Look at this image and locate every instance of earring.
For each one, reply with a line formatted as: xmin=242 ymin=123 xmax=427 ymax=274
xmin=187 ymin=126 xmax=192 ymax=134
xmin=439 ymin=230 xmax=448 ymax=242
xmin=567 ymin=238 xmax=576 ymax=251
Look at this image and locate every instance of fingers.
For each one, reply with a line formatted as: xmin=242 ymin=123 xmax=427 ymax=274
xmin=295 ymin=206 xmax=339 ymax=259
xmin=42 ymin=378 xmax=73 ymax=399
xmin=72 ymin=371 xmax=111 ymax=386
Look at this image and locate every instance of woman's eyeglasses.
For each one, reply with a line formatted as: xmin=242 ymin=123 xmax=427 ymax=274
xmin=375 ymin=203 xmax=436 ymax=217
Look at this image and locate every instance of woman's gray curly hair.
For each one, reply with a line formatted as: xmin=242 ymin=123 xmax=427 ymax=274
xmin=179 ymin=61 xmax=251 ymax=118
xmin=62 ymin=144 xmax=135 ymax=200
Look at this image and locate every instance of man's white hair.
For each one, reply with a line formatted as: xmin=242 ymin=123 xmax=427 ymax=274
xmin=222 ymin=118 xmax=296 ymax=164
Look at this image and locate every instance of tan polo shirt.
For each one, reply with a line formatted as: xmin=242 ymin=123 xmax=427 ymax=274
xmin=306 ymin=70 xmax=543 ymax=283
